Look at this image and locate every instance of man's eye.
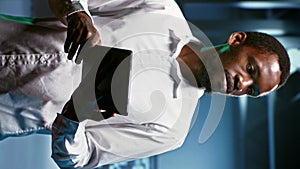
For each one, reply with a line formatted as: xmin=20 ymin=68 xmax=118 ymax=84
xmin=246 ymin=63 xmax=254 ymax=74
xmin=246 ymin=87 xmax=254 ymax=95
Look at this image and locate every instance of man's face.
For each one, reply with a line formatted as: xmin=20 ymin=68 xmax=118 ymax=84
xmin=216 ymin=46 xmax=281 ymax=97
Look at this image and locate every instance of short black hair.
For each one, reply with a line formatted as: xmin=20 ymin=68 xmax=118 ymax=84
xmin=243 ymin=32 xmax=290 ymax=88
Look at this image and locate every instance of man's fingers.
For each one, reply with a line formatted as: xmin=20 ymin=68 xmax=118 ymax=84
xmin=91 ymin=33 xmax=101 ymax=47
xmin=67 ymin=43 xmax=80 ymax=60
xmin=74 ymin=42 xmax=87 ymax=64
xmin=65 ymin=29 xmax=79 ymax=53
xmin=65 ymin=22 xmax=101 ymax=61
xmin=65 ymin=21 xmax=76 ymax=52
xmin=74 ymin=32 xmax=93 ymax=63
xmin=64 ymin=33 xmax=72 ymax=53
xmin=66 ymin=29 xmax=84 ymax=60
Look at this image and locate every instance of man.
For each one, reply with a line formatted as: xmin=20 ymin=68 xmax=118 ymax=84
xmin=0 ymin=0 xmax=290 ymax=168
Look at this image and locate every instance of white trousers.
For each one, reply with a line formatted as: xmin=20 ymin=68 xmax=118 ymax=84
xmin=0 ymin=18 xmax=82 ymax=140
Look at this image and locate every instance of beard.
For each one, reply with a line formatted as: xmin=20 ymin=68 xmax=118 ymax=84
xmin=197 ymin=66 xmax=212 ymax=93
xmin=196 ymin=65 xmax=226 ymax=94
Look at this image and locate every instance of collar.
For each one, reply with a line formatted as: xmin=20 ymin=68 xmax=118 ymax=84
xmin=169 ymin=35 xmax=204 ymax=98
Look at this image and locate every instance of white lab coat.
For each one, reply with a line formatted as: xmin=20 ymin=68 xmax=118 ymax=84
xmin=0 ymin=0 xmax=204 ymax=168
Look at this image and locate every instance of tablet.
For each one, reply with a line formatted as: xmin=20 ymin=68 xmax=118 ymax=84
xmin=72 ymin=46 xmax=132 ymax=121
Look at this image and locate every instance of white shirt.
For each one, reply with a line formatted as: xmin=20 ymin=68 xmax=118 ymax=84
xmin=0 ymin=0 xmax=204 ymax=168
xmin=51 ymin=0 xmax=204 ymax=168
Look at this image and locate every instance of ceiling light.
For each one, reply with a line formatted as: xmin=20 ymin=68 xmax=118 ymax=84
xmin=255 ymin=29 xmax=285 ymax=36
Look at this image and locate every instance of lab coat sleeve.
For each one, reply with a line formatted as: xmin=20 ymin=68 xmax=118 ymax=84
xmin=48 ymin=0 xmax=161 ymax=24
xmin=51 ymin=113 xmax=183 ymax=168
xmin=48 ymin=0 xmax=92 ymax=24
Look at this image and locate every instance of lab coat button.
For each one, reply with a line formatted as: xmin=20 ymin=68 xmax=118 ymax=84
xmin=39 ymin=56 xmax=46 ymax=64
xmin=8 ymin=57 xmax=15 ymax=66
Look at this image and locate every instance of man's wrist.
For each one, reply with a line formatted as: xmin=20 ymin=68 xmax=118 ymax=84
xmin=66 ymin=11 xmax=90 ymax=22
xmin=52 ymin=113 xmax=79 ymax=135
xmin=65 ymin=1 xmax=85 ymax=17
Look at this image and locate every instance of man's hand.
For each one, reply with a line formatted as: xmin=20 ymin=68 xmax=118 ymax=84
xmin=65 ymin=11 xmax=101 ymax=61
xmin=61 ymin=98 xmax=79 ymax=122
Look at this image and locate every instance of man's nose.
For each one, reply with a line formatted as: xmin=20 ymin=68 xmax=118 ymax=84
xmin=237 ymin=75 xmax=254 ymax=90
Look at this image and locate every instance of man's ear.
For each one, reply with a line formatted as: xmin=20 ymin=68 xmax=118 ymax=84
xmin=227 ymin=32 xmax=247 ymax=47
